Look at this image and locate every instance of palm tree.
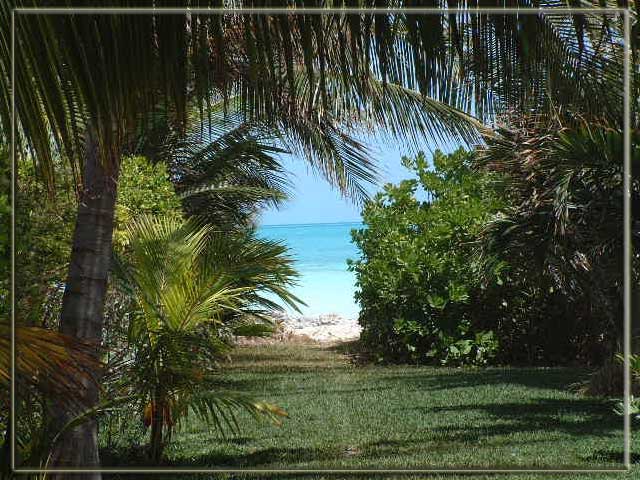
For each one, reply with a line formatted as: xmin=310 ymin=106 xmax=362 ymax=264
xmin=475 ymin=114 xmax=640 ymax=361
xmin=109 ymin=215 xmax=296 ymax=462
xmin=154 ymin=107 xmax=293 ymax=229
xmin=0 ymin=321 xmax=102 ymax=473
xmin=1 ymin=2 xmax=631 ymax=474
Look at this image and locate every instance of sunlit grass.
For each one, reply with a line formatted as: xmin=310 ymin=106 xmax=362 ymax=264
xmin=103 ymin=342 xmax=632 ymax=480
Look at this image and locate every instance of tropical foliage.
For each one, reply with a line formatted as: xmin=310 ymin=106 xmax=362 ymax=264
xmin=1 ymin=1 xmax=636 ymax=473
xmin=475 ymin=115 xmax=640 ymax=365
xmin=167 ymin=114 xmax=292 ymax=229
xmin=2 ymin=2 xmax=628 ymax=178
xmin=13 ymin=159 xmax=76 ymax=329
xmin=2 ymin=8 xmax=491 ymax=463
xmin=0 ymin=146 xmax=10 ymax=318
xmin=106 ymin=215 xmax=296 ymax=461
xmin=0 ymin=321 xmax=102 ymax=474
xmin=0 ymin=146 xmax=101 ymax=472
xmin=350 ymin=148 xmax=504 ymax=365
xmin=352 ymin=114 xmax=638 ymax=368
xmin=114 ymin=156 xmax=184 ymax=249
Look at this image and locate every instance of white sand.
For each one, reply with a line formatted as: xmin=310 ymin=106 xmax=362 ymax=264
xmin=276 ymin=313 xmax=361 ymax=342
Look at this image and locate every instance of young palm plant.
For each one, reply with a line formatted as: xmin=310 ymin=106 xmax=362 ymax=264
xmin=110 ymin=215 xmax=296 ymax=462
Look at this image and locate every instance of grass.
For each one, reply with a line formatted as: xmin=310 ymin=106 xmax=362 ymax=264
xmin=102 ymin=341 xmax=635 ymax=480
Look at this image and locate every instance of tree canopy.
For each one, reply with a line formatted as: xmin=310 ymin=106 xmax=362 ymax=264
xmin=2 ymin=1 xmax=633 ymax=194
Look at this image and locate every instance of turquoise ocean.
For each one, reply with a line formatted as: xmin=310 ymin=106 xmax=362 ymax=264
xmin=258 ymin=221 xmax=363 ymax=318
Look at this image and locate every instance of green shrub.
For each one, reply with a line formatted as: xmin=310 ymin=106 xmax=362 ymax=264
xmin=612 ymin=354 xmax=640 ymax=419
xmin=114 ymin=155 xmax=183 ymax=249
xmin=349 ymin=148 xmax=504 ymax=365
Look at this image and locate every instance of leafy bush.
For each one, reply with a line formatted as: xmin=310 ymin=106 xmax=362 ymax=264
xmin=0 ymin=146 xmax=10 ymax=319
xmin=612 ymin=354 xmax=640 ymax=419
xmin=352 ymin=120 xmax=635 ymax=368
xmin=350 ymin=148 xmax=504 ymax=365
xmin=114 ymin=155 xmax=183 ymax=249
xmin=13 ymin=159 xmax=76 ymax=328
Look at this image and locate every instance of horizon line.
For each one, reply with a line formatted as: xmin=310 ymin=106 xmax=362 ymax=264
xmin=260 ymin=220 xmax=365 ymax=228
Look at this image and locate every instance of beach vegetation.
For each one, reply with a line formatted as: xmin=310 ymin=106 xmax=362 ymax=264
xmin=352 ymin=116 xmax=638 ymax=371
xmin=114 ymin=156 xmax=184 ymax=249
xmin=0 ymin=2 xmax=634 ymax=473
xmin=350 ymin=148 xmax=504 ymax=365
xmin=475 ymin=115 xmax=637 ymax=367
xmin=167 ymin=113 xmax=292 ymax=230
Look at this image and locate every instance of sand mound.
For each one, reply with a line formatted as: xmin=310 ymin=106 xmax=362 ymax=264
xmin=276 ymin=313 xmax=361 ymax=342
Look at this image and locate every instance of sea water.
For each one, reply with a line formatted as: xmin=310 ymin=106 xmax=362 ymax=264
xmin=257 ymin=221 xmax=363 ymax=319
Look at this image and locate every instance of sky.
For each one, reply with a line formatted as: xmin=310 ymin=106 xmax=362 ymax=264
xmin=260 ymin=138 xmax=461 ymax=226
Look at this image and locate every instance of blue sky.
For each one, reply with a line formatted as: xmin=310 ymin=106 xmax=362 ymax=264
xmin=260 ymin=139 xmax=461 ymax=226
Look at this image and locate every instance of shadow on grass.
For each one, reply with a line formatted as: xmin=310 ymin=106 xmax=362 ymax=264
xmin=418 ymin=397 xmax=621 ymax=440
xmin=100 ymin=403 xmax=623 ymax=471
xmin=103 ymin=434 xmax=624 ymax=471
xmin=325 ymin=340 xmax=375 ymax=365
xmin=101 ymin=444 xmax=365 ymax=470
xmin=214 ymin=376 xmax=396 ymax=398
xmin=217 ymin=367 xmax=588 ymax=398
xmin=587 ymin=449 xmax=640 ymax=464
xmin=232 ymin=341 xmax=592 ymax=395
xmin=377 ymin=367 xmax=589 ymax=393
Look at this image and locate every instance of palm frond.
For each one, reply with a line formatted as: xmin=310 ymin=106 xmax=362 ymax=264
xmin=181 ymin=390 xmax=287 ymax=437
xmin=476 ymin=114 xmax=638 ymax=298
xmin=0 ymin=322 xmax=100 ymax=409
xmin=170 ymin=118 xmax=293 ymax=227
xmin=4 ymin=1 xmax=632 ymax=194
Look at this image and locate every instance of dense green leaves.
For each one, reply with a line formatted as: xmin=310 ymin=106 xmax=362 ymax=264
xmin=14 ymin=157 xmax=76 ymax=328
xmin=0 ymin=146 xmax=10 ymax=319
xmin=114 ymin=156 xmax=183 ymax=249
xmin=350 ymin=148 xmax=504 ymax=365
xmin=3 ymin=2 xmax=630 ymax=195
xmin=0 ymin=1 xmax=636 ymax=469
xmin=352 ymin=116 xmax=637 ymax=367
xmin=0 ymin=148 xmax=103 ymax=470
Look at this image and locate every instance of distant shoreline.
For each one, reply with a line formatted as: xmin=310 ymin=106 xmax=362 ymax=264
xmin=257 ymin=221 xmax=361 ymax=319
xmin=274 ymin=311 xmax=361 ymax=342
xmin=259 ymin=220 xmax=364 ymax=229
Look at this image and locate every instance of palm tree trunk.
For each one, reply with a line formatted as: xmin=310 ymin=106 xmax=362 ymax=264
xmin=49 ymin=128 xmax=120 ymax=479
xmin=150 ymin=398 xmax=165 ymax=464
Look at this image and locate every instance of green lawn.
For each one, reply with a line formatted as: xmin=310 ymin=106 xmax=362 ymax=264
xmin=103 ymin=341 xmax=635 ymax=479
